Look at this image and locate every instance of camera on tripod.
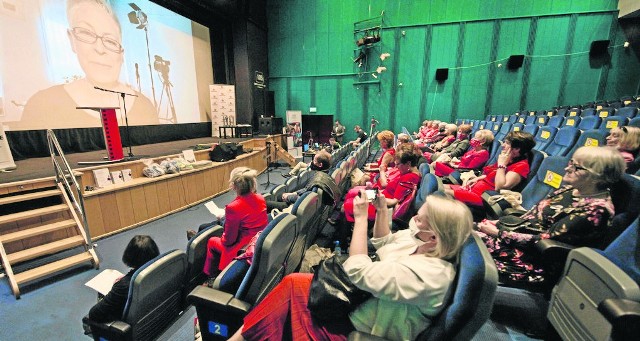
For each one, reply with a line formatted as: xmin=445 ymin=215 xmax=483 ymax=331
xmin=154 ymin=55 xmax=170 ymax=77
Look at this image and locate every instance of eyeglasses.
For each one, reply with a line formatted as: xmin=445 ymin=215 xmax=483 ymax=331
xmin=567 ymin=159 xmax=590 ymax=172
xmin=621 ymin=126 xmax=628 ymax=134
xmin=70 ymin=27 xmax=123 ymax=53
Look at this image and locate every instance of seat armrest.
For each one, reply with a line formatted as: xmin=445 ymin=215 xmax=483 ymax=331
xmin=481 ymin=191 xmax=507 ymax=219
xmin=348 ymin=331 xmax=389 ymax=341
xmin=598 ymin=298 xmax=640 ymax=340
xmin=503 ymin=208 xmax=526 ymax=216
xmin=187 ymin=286 xmax=252 ymax=313
xmin=536 ymin=239 xmax=575 ymax=293
xmin=82 ymin=316 xmax=132 ymax=340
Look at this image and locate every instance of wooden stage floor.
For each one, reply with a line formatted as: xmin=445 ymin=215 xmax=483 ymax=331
xmin=1 ymin=136 xmax=255 ymax=184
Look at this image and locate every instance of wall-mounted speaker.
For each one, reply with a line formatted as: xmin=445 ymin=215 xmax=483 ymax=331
xmin=507 ymin=55 xmax=525 ymax=70
xmin=435 ymin=68 xmax=449 ymax=82
xmin=589 ymin=40 xmax=610 ymax=56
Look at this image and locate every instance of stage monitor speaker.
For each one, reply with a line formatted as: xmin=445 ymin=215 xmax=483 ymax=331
xmin=590 ymin=40 xmax=610 ymax=56
xmin=435 ymin=68 xmax=449 ymax=82
xmin=507 ymin=55 xmax=525 ymax=70
xmin=259 ymin=117 xmax=283 ymax=135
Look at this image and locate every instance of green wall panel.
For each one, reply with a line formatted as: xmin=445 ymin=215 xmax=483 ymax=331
xmin=267 ymin=0 xmax=639 ymax=132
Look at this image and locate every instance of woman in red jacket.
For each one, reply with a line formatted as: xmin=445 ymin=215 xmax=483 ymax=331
xmin=433 ymin=129 xmax=494 ymax=177
xmin=203 ymin=167 xmax=268 ymax=278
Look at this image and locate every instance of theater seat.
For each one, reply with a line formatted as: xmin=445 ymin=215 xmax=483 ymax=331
xmin=542 ymin=126 xmax=580 ymax=157
xmin=547 ymin=218 xmax=640 ymax=341
xmin=83 ymin=250 xmax=188 ymax=341
xmin=577 ymin=115 xmax=601 ymax=130
xmin=617 ymin=106 xmax=638 ymax=119
xmin=630 ymin=117 xmax=640 ymax=128
xmin=348 ymin=233 xmax=498 ymax=341
xmin=566 ymin=129 xmax=606 ymax=157
xmin=546 ymin=115 xmax=564 ymax=128
xmin=185 ymin=225 xmax=223 ymax=300
xmin=290 ymin=191 xmax=321 ymax=271
xmin=599 ymin=116 xmax=629 ymax=132
xmin=533 ymin=126 xmax=558 ymax=151
xmin=561 ymin=115 xmax=580 ymax=128
xmin=187 ymin=214 xmax=298 ymax=341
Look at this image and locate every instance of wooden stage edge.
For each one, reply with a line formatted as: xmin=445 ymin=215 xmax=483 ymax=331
xmin=0 ymin=135 xmax=287 ymax=240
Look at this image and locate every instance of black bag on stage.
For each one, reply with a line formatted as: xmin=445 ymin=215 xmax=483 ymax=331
xmin=307 ymin=257 xmax=371 ymax=322
xmin=209 ymin=143 xmax=240 ymax=162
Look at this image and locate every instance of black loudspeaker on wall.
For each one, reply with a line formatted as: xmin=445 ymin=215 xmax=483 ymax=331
xmin=259 ymin=117 xmax=283 ymax=135
xmin=589 ymin=40 xmax=610 ymax=56
xmin=507 ymin=55 xmax=525 ymax=70
xmin=435 ymin=68 xmax=449 ymax=82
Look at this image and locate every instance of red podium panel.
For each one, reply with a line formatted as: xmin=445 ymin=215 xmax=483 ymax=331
xmin=77 ymin=107 xmax=123 ymax=161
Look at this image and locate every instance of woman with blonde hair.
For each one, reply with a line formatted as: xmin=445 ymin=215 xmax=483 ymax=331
xmin=228 ymin=193 xmax=472 ymax=341
xmin=476 ymin=146 xmax=625 ymax=284
xmin=202 ymin=167 xmax=268 ymax=278
xmin=364 ymin=130 xmax=396 ymax=186
xmin=433 ymin=129 xmax=494 ymax=177
xmin=606 ymin=126 xmax=640 ymax=173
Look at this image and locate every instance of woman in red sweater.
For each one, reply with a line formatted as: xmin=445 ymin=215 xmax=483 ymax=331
xmin=203 ymin=167 xmax=268 ymax=277
xmin=433 ymin=129 xmax=494 ymax=177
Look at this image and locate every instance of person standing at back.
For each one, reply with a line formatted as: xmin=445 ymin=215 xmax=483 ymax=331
xmin=332 ymin=120 xmax=346 ymax=144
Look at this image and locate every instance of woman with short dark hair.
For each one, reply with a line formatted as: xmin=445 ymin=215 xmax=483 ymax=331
xmin=88 ymin=235 xmax=159 ymax=322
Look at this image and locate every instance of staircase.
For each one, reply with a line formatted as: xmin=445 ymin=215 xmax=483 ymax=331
xmin=0 ymin=130 xmax=99 ymax=299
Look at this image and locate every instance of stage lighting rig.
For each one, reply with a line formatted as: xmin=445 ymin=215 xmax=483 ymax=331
xmin=127 ymin=3 xmax=157 ymax=107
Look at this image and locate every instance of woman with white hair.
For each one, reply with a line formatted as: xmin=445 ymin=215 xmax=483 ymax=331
xmin=476 ymin=146 xmax=625 ymax=284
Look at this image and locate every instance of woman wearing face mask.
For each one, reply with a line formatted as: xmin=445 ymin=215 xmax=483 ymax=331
xmin=475 ymin=146 xmax=624 ymax=284
xmin=432 ymin=129 xmax=494 ymax=177
xmin=21 ymin=0 xmax=158 ymax=129
xmin=227 ymin=193 xmax=473 ymax=341
xmin=443 ymin=131 xmax=535 ymax=207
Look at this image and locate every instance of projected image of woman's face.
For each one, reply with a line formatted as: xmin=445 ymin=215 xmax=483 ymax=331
xmin=67 ymin=2 xmax=123 ymax=86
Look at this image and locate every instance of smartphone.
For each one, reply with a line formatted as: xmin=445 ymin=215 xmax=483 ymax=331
xmin=365 ymin=189 xmax=377 ymax=202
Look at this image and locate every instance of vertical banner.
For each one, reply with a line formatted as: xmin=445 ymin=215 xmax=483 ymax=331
xmin=210 ymin=85 xmax=236 ymax=137
xmin=286 ymin=110 xmax=302 ymax=156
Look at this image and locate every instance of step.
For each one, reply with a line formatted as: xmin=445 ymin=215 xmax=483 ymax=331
xmin=6 ymin=235 xmax=86 ymax=264
xmin=0 ymin=189 xmax=61 ymax=206
xmin=0 ymin=204 xmax=68 ymax=225
xmin=13 ymin=252 xmax=94 ymax=285
xmin=0 ymin=219 xmax=77 ymax=243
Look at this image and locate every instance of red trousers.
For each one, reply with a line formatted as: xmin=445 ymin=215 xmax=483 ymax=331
xmin=242 ymin=273 xmax=353 ymax=340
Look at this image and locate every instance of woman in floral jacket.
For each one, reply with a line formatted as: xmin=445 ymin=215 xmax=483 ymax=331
xmin=475 ymin=146 xmax=625 ymax=284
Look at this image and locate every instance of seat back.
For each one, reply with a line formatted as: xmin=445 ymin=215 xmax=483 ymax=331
xmin=630 ymin=116 xmax=640 ymax=128
xmin=566 ymin=129 xmax=606 ymax=157
xmin=542 ymin=127 xmax=580 ymax=157
xmin=522 ymin=124 xmax=539 ymax=137
xmin=235 ymin=213 xmax=298 ymax=304
xmin=185 ymin=225 xmax=223 ymax=297
xmin=123 ymin=250 xmax=187 ymax=340
xmin=534 ymin=115 xmax=548 ymax=126
xmin=605 ymin=174 xmax=640 ymax=248
xmin=547 ymin=245 xmax=640 ymax=341
xmin=513 ymin=149 xmax=545 ymax=193
xmin=561 ymin=115 xmax=581 ymax=128
xmin=546 ymin=115 xmax=564 ymax=128
xmin=577 ymin=115 xmax=601 ymax=130
xmin=567 ymin=108 xmax=581 ymax=117
xmin=579 ymin=108 xmax=595 ymax=117
xmin=597 ymin=107 xmax=616 ymax=119
xmin=511 ymin=122 xmax=524 ymax=132
xmin=599 ymin=116 xmax=629 ymax=132
xmin=520 ymin=155 xmax=568 ymax=210
xmin=421 ymin=234 xmax=498 ymax=340
xmin=616 ymin=106 xmax=638 ymax=119
xmin=289 ymin=191 xmax=321 ymax=273
xmin=533 ymin=126 xmax=558 ymax=151
xmin=524 ymin=116 xmax=537 ymax=125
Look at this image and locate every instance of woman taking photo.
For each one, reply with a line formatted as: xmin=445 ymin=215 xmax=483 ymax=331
xmin=443 ymin=131 xmax=535 ymax=207
xmin=202 ymin=167 xmax=268 ymax=278
xmin=228 ymin=193 xmax=473 ymax=341
xmin=476 ymin=146 xmax=625 ymax=284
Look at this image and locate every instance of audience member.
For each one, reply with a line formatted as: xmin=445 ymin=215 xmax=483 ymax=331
xmin=227 ymin=194 xmax=473 ymax=341
xmin=432 ymin=129 xmax=494 ymax=177
xmin=363 ymin=130 xmax=396 ymax=186
xmin=201 ymin=167 xmax=268 ymax=280
xmin=351 ymin=125 xmax=368 ymax=145
xmin=476 ymin=146 xmax=625 ymax=284
xmin=606 ymin=126 xmax=640 ymax=173
xmin=88 ymin=235 xmax=159 ymax=322
xmin=426 ymin=123 xmax=458 ymax=153
xmin=443 ymin=131 xmax=535 ymax=207
xmin=284 ymin=149 xmax=331 ymax=177
xmin=332 ymin=120 xmax=346 ymax=144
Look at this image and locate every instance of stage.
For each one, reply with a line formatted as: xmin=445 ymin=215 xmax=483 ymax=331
xmin=0 ymin=136 xmax=255 ymax=184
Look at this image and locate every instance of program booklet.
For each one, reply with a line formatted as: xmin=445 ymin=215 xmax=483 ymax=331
xmin=85 ymin=269 xmax=124 ymax=296
xmin=204 ymin=201 xmax=225 ymax=219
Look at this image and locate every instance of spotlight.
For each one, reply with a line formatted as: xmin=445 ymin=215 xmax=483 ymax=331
xmin=380 ymin=53 xmax=391 ymax=61
xmin=128 ymin=3 xmax=148 ymax=29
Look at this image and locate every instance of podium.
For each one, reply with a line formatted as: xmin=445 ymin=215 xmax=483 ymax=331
xmin=77 ymin=107 xmax=124 ymax=164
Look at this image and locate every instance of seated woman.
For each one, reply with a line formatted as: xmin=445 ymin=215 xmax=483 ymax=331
xmin=425 ymin=124 xmax=471 ymax=163
xmin=442 ymin=131 xmax=535 ymax=207
xmin=228 ymin=193 xmax=473 ymax=341
xmin=343 ymin=145 xmax=421 ymax=222
xmin=606 ymin=126 xmax=640 ymax=173
xmin=203 ymin=167 xmax=268 ymax=278
xmin=433 ymin=129 xmax=494 ymax=177
xmin=363 ymin=130 xmax=396 ymax=187
xmin=88 ymin=235 xmax=160 ymax=322
xmin=425 ymin=123 xmax=458 ymax=154
xmin=476 ymin=146 xmax=625 ymax=284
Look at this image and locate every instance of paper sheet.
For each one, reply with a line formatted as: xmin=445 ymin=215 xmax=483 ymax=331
xmin=204 ymin=201 xmax=225 ymax=219
xmin=85 ymin=269 xmax=124 ymax=296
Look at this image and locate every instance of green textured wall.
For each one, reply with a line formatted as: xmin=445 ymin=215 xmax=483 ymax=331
xmin=267 ymin=0 xmax=640 ymax=139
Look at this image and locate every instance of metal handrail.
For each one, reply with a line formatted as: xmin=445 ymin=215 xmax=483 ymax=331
xmin=46 ymin=129 xmax=93 ymax=245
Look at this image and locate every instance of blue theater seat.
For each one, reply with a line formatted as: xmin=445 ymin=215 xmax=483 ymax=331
xmin=580 ymin=108 xmax=596 ymax=117
xmin=577 ymin=115 xmax=601 ymax=130
xmin=542 ymin=126 xmax=580 ymax=157
xmin=599 ymin=116 xmax=629 ymax=132
xmin=617 ymin=106 xmax=638 ymax=119
xmin=566 ymin=129 xmax=606 ymax=156
xmin=561 ymin=115 xmax=580 ymax=128
xmin=546 ymin=115 xmax=564 ymax=128
xmin=533 ymin=126 xmax=558 ymax=151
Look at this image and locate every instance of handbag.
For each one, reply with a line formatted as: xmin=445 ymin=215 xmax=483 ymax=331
xmin=307 ymin=257 xmax=372 ymax=322
xmin=392 ymin=182 xmax=418 ymax=224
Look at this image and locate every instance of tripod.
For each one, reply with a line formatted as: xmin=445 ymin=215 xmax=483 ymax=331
xmin=260 ymin=141 xmax=273 ymax=189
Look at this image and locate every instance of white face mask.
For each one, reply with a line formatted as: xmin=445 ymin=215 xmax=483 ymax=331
xmin=408 ymin=217 xmax=427 ymax=247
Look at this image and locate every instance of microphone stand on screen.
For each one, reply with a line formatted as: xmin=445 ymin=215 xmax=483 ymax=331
xmin=94 ymin=86 xmax=145 ymax=161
